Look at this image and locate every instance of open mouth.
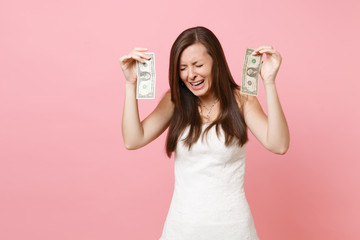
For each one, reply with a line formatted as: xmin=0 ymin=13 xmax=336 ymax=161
xmin=190 ymin=80 xmax=204 ymax=86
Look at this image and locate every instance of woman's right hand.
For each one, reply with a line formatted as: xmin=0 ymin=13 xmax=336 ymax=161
xmin=119 ymin=47 xmax=151 ymax=84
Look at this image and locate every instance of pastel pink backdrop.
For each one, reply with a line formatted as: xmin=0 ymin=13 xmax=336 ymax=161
xmin=0 ymin=0 xmax=359 ymax=239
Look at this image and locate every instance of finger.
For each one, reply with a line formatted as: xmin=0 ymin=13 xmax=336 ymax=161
xmin=252 ymin=46 xmax=274 ymax=55
xmin=138 ymin=52 xmax=152 ymax=60
xmin=124 ymin=53 xmax=146 ymax=63
xmin=253 ymin=48 xmax=277 ymax=56
xmin=119 ymin=55 xmax=131 ymax=64
xmin=130 ymin=49 xmax=151 ymax=61
xmin=259 ymin=49 xmax=277 ymax=54
xmin=132 ymin=52 xmax=151 ymax=63
xmin=132 ymin=55 xmax=146 ymax=63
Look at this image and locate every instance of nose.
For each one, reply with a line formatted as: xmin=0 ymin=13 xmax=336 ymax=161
xmin=188 ymin=67 xmax=197 ymax=81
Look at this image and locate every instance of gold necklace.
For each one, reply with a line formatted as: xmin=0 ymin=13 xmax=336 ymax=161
xmin=200 ymin=99 xmax=219 ymax=122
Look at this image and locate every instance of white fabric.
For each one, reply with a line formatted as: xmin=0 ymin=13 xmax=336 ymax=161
xmin=159 ymin=123 xmax=259 ymax=240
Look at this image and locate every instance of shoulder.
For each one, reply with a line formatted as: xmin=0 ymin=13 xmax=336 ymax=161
xmin=233 ymin=89 xmax=262 ymax=119
xmin=141 ymin=89 xmax=174 ymax=135
xmin=156 ymin=89 xmax=174 ymax=112
xmin=163 ymin=89 xmax=172 ymax=101
xmin=162 ymin=89 xmax=173 ymax=105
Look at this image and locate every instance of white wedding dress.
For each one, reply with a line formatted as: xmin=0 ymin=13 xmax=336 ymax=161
xmin=159 ymin=123 xmax=259 ymax=240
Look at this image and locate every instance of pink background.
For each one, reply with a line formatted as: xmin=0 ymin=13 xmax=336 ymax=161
xmin=1 ymin=0 xmax=359 ymax=239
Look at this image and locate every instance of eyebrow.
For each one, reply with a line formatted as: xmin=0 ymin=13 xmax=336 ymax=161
xmin=180 ymin=61 xmax=201 ymax=66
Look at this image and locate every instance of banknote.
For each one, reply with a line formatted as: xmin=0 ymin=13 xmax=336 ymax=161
xmin=241 ymin=48 xmax=262 ymax=96
xmin=136 ymin=52 xmax=156 ymax=99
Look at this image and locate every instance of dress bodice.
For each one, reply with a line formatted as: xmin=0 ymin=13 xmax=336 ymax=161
xmin=159 ymin=123 xmax=259 ymax=240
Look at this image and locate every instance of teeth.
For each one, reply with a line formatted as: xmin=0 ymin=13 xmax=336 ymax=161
xmin=191 ymin=80 xmax=204 ymax=86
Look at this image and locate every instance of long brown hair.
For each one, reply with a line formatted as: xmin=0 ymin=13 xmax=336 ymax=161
xmin=166 ymin=26 xmax=248 ymax=157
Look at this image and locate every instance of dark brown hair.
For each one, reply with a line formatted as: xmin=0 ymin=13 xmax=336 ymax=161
xmin=166 ymin=26 xmax=248 ymax=157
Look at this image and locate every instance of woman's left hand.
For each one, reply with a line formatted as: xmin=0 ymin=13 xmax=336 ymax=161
xmin=252 ymin=46 xmax=282 ymax=85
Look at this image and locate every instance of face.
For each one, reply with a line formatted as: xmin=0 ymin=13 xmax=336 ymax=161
xmin=179 ymin=43 xmax=213 ymax=98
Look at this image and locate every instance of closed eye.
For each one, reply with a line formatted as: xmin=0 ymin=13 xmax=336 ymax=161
xmin=196 ymin=65 xmax=203 ymax=68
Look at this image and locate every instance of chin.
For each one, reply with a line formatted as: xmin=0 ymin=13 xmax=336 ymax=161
xmin=190 ymin=89 xmax=207 ymax=98
xmin=186 ymin=84 xmax=210 ymax=98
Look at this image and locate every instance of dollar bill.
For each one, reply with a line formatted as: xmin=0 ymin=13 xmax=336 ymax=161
xmin=241 ymin=48 xmax=262 ymax=96
xmin=136 ymin=52 xmax=156 ymax=99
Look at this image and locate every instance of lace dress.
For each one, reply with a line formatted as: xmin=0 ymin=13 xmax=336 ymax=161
xmin=159 ymin=123 xmax=259 ymax=240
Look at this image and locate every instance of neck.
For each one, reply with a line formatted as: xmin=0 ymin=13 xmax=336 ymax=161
xmin=198 ymin=94 xmax=217 ymax=107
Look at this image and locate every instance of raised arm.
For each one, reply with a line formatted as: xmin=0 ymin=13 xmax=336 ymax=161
xmin=242 ymin=46 xmax=290 ymax=155
xmin=120 ymin=48 xmax=174 ymax=150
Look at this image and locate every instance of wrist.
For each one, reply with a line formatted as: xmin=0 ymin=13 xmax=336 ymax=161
xmin=264 ymin=81 xmax=276 ymax=89
xmin=125 ymin=81 xmax=137 ymax=87
xmin=263 ymin=77 xmax=276 ymax=86
xmin=125 ymin=81 xmax=137 ymax=96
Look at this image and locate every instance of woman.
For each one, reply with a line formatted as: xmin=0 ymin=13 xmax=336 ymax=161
xmin=120 ymin=26 xmax=289 ymax=240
